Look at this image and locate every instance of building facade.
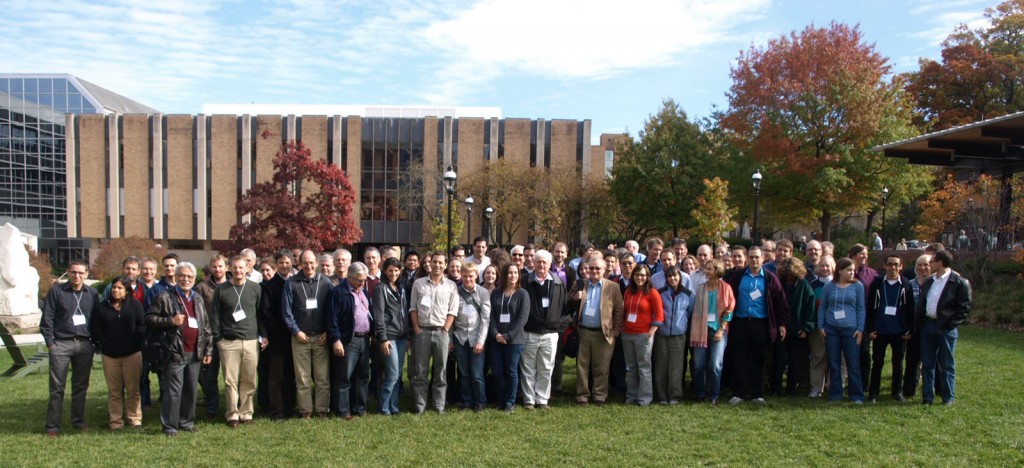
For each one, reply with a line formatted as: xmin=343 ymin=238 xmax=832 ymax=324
xmin=0 ymin=74 xmax=157 ymax=264
xmin=67 ymin=113 xmax=611 ymax=257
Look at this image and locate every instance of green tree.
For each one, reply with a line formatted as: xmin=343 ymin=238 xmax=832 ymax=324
xmin=428 ymin=203 xmax=465 ymax=253
xmin=720 ymin=22 xmax=931 ymax=240
xmin=690 ymin=177 xmax=738 ymax=246
xmin=610 ymin=99 xmax=718 ymax=237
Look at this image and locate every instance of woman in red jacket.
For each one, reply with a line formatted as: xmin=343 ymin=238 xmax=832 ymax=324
xmin=622 ymin=264 xmax=664 ymax=406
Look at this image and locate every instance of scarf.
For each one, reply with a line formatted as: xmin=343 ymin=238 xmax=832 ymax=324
xmin=690 ymin=280 xmax=736 ymax=348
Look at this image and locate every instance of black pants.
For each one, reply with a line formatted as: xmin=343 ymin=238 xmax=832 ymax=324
xmin=869 ymin=334 xmax=907 ymax=398
xmin=729 ymin=317 xmax=769 ymax=400
xmin=199 ymin=344 xmax=220 ymax=415
xmin=267 ymin=349 xmax=296 ymax=419
xmin=859 ymin=338 xmax=872 ymax=392
xmin=902 ymin=333 xmax=921 ymax=397
xmin=783 ymin=334 xmax=810 ymax=396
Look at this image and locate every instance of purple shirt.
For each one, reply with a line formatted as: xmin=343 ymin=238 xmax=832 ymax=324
xmin=348 ymin=281 xmax=371 ymax=334
xmin=551 ymin=265 xmax=568 ymax=286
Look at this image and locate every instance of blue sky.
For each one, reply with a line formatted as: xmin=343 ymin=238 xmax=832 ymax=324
xmin=1 ymin=0 xmax=995 ymax=143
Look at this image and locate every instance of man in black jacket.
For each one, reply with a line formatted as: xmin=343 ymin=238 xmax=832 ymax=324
xmin=914 ymin=250 xmax=971 ymax=405
xmin=865 ymin=255 xmax=915 ymax=402
xmin=259 ymin=250 xmax=295 ymax=421
xmin=521 ymin=249 xmax=568 ymax=409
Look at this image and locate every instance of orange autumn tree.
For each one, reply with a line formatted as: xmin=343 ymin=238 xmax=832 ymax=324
xmin=721 ymin=22 xmax=930 ymax=240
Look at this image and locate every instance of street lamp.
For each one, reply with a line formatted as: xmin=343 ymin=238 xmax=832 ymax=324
xmin=752 ymin=170 xmax=763 ymax=241
xmin=443 ymin=165 xmax=457 ymax=255
xmin=881 ymin=186 xmax=890 ymax=247
xmin=465 ymin=195 xmax=474 ymax=245
xmin=484 ymin=206 xmax=494 ymax=245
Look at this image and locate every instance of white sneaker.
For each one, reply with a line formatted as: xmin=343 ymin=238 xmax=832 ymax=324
xmin=728 ymin=397 xmax=744 ymax=405
xmin=808 ymin=390 xmax=821 ymax=398
xmin=752 ymin=398 xmax=767 ymax=405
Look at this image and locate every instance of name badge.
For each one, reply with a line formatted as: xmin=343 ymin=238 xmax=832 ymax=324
xmin=749 ymin=289 xmax=762 ymax=300
xmin=627 ymin=313 xmax=638 ymax=323
xmin=834 ymin=310 xmax=846 ymax=320
xmin=542 ymin=297 xmax=550 ymax=308
xmin=462 ymin=304 xmax=475 ymax=317
xmin=884 ymin=306 xmax=897 ymax=316
xmin=584 ymin=304 xmax=597 ymax=317
xmin=233 ymin=310 xmax=247 ymax=322
xmin=419 ymin=296 xmax=432 ymax=310
xmin=187 ymin=317 xmax=199 ymax=329
xmin=500 ymin=313 xmax=511 ymax=323
xmin=72 ymin=314 xmax=86 ymax=326
xmin=707 ymin=313 xmax=716 ymax=323
xmin=305 ymin=299 xmax=318 ymax=310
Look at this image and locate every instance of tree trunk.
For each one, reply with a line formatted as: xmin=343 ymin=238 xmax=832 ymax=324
xmin=864 ymin=209 xmax=876 ymax=235
xmin=819 ymin=210 xmax=833 ymax=241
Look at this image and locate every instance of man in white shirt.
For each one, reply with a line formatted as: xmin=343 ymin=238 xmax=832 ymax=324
xmin=914 ymin=250 xmax=971 ymax=406
xmin=464 ymin=236 xmax=491 ymax=272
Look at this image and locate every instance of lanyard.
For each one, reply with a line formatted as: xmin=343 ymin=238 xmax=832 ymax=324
xmin=629 ymin=292 xmax=643 ymax=317
xmin=350 ymin=285 xmax=369 ymax=310
xmin=502 ymin=291 xmax=513 ymax=318
xmin=72 ymin=290 xmax=84 ymax=316
xmin=301 ymin=274 xmax=321 ymax=302
xmin=176 ymin=289 xmax=194 ymax=318
xmin=831 ymin=283 xmax=849 ymax=317
xmin=232 ymin=281 xmax=247 ymax=311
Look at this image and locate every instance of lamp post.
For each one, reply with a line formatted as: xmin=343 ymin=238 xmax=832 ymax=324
xmin=465 ymin=195 xmax=474 ymax=245
xmin=881 ymin=186 xmax=890 ymax=247
xmin=443 ymin=165 xmax=457 ymax=255
xmin=752 ymin=170 xmax=762 ymax=242
xmin=484 ymin=206 xmax=494 ymax=245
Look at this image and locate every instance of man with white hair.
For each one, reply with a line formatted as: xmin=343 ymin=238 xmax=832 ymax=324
xmin=625 ymin=240 xmax=646 ymax=265
xmin=326 ymin=262 xmax=373 ymax=419
xmin=240 ymin=248 xmax=263 ymax=283
xmin=521 ymin=249 xmax=568 ymax=409
xmin=319 ymin=254 xmax=335 ymax=283
xmin=510 ymin=245 xmax=526 ymax=274
xmin=804 ymin=240 xmax=823 ymax=281
xmin=332 ymin=249 xmax=353 ymax=286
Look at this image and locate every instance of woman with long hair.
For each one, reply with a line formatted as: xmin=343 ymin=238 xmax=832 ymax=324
xmin=373 ymin=257 xmax=409 ymax=415
xmin=488 ymin=263 xmax=530 ymax=412
xmin=621 ymin=264 xmax=663 ymax=406
xmin=818 ymin=257 xmax=866 ymax=404
xmin=92 ymin=275 xmax=147 ymax=430
xmin=654 ymin=266 xmax=692 ymax=405
xmin=690 ymin=260 xmax=735 ymax=405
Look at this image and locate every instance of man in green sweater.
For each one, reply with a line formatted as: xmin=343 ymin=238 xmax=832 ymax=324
xmin=210 ymin=255 xmax=265 ymax=427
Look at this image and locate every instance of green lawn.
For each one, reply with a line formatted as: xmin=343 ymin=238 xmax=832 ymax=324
xmin=2 ymin=326 xmax=1022 ymax=466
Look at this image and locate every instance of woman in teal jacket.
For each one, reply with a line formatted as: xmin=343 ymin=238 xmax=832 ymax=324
xmin=772 ymin=257 xmax=816 ymax=397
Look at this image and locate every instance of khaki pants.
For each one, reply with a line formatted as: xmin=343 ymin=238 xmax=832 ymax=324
xmin=219 ymin=339 xmax=259 ymax=421
xmin=101 ymin=352 xmax=142 ymax=429
xmin=292 ymin=334 xmax=330 ymax=414
xmin=576 ymin=328 xmax=615 ymax=403
xmin=808 ymin=330 xmax=828 ymax=394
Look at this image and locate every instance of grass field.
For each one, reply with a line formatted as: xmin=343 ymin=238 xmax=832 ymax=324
xmin=1 ymin=325 xmax=1022 ymax=466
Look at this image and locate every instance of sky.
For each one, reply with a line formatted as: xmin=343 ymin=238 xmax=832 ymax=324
xmin=0 ymin=0 xmax=997 ymax=143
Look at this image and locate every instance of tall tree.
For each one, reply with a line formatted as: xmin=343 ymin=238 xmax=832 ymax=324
xmin=721 ymin=22 xmax=931 ymax=240
xmin=226 ymin=141 xmax=362 ymax=254
xmin=609 ymin=99 xmax=717 ymax=237
xmin=904 ymin=0 xmax=1024 ymax=130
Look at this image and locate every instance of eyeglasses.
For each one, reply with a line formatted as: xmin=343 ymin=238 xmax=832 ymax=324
xmin=587 ymin=267 xmax=602 ymax=271
xmin=885 ymin=263 xmax=901 ymax=267
xmin=511 ymin=254 xmax=523 ymax=257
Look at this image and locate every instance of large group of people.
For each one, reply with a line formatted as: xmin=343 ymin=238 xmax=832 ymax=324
xmin=39 ymin=235 xmax=972 ymax=437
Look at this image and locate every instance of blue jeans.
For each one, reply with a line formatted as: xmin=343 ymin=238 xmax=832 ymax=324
xmin=691 ymin=329 xmax=728 ymax=401
xmin=920 ymin=320 xmax=957 ymax=403
xmin=826 ymin=327 xmax=864 ymax=402
xmin=330 ymin=336 xmax=369 ymax=417
xmin=455 ymin=340 xmax=487 ymax=407
xmin=378 ymin=338 xmax=407 ymax=415
xmin=490 ymin=343 xmax=524 ymax=408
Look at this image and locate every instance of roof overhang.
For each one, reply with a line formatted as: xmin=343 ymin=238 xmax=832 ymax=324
xmin=875 ymin=111 xmax=1024 ymax=174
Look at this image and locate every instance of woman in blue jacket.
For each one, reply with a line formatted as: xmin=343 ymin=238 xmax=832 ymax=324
xmin=654 ymin=266 xmax=692 ymax=405
xmin=818 ymin=257 xmax=866 ymax=404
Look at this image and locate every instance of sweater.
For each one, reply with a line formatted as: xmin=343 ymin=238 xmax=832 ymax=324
xmin=783 ymin=279 xmax=817 ymax=334
xmin=622 ymin=287 xmax=664 ymax=335
xmin=91 ymin=297 xmax=146 ymax=357
xmin=209 ymin=280 xmax=264 ymax=342
xmin=817 ymin=281 xmax=865 ymax=332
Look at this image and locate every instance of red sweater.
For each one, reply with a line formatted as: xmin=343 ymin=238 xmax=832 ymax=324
xmin=623 ymin=288 xmax=664 ymax=335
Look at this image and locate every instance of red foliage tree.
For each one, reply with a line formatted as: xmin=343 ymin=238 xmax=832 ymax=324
xmin=226 ymin=141 xmax=362 ymax=255
xmin=721 ymin=22 xmax=930 ymax=240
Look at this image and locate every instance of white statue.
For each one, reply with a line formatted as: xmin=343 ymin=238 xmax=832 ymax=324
xmin=0 ymin=223 xmax=42 ymax=323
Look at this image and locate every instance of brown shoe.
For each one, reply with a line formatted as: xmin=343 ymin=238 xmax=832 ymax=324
xmin=594 ymin=400 xmax=607 ymax=407
xmin=576 ymin=400 xmax=589 ymax=406
xmin=316 ymin=411 xmax=330 ymax=419
xmin=537 ymin=404 xmax=551 ymax=410
xmin=227 ymin=420 xmax=240 ymax=428
xmin=241 ymin=419 xmax=254 ymax=425
xmin=46 ymin=430 xmax=58 ymax=439
xmin=301 ymin=412 xmax=312 ymax=420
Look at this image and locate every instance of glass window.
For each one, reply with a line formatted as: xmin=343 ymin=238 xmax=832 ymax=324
xmin=39 ymin=78 xmax=52 ymax=93
xmin=0 ymin=78 xmax=8 ymax=93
